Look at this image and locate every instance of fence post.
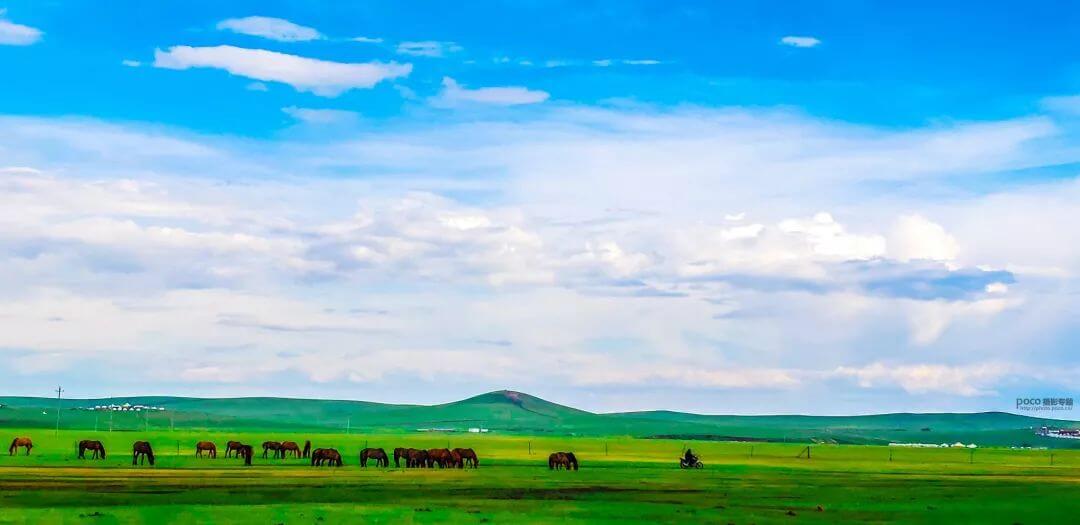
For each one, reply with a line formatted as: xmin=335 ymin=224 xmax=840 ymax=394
xmin=750 ymin=445 xmax=754 ymax=458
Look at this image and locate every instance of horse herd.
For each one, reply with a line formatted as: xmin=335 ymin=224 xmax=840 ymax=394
xmin=9 ymin=436 xmax=582 ymax=471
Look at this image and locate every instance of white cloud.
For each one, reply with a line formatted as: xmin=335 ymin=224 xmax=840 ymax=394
xmin=890 ymin=215 xmax=959 ymax=262
xmin=396 ymin=40 xmax=462 ymax=57
xmin=121 ymin=59 xmax=142 ymax=67
xmin=0 ymin=106 xmax=1073 ymax=409
xmin=834 ymin=362 xmax=1009 ymax=396
xmin=351 ymin=36 xmax=384 ymax=44
xmin=216 ymin=16 xmax=322 ymax=42
xmin=592 ymin=59 xmax=613 ymax=67
xmin=780 ymin=36 xmax=821 ymax=48
xmin=246 ymin=81 xmax=268 ymax=91
xmin=0 ymin=15 xmax=42 ymax=46
xmin=623 ymin=59 xmax=661 ymax=65
xmin=434 ymin=77 xmax=549 ymax=107
xmin=153 ymin=45 xmax=411 ymax=96
xmin=282 ymin=106 xmax=359 ymax=125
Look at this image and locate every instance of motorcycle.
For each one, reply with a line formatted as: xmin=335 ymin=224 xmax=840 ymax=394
xmin=679 ymin=457 xmax=703 ymax=469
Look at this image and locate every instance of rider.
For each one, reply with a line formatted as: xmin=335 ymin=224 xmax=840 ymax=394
xmin=683 ymin=448 xmax=698 ymax=465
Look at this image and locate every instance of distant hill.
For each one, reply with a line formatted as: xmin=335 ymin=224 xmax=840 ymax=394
xmin=1 ymin=390 xmax=1077 ymax=448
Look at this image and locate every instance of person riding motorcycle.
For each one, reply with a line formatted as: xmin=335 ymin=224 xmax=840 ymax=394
xmin=681 ymin=448 xmax=699 ymax=467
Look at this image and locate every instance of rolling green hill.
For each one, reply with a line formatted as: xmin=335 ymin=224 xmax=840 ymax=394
xmin=2 ymin=390 xmax=1077 ymax=448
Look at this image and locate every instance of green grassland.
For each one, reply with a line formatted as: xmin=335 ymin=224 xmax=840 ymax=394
xmin=2 ymin=391 xmax=1079 ymax=523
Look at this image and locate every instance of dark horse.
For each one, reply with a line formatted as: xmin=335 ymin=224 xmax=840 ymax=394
xmin=8 ymin=437 xmax=32 ymax=456
xmin=78 ymin=440 xmax=106 ymax=459
xmin=310 ymin=448 xmax=343 ymax=467
xmin=224 ymin=440 xmax=244 ymax=458
xmin=453 ymin=447 xmax=479 ymax=468
xmin=426 ymin=448 xmax=454 ymax=468
xmin=302 ymin=440 xmax=311 ymax=458
xmin=393 ymin=447 xmax=407 ymax=467
xmin=238 ymin=444 xmax=253 ymax=466
xmin=406 ymin=448 xmax=428 ymax=468
xmin=262 ymin=441 xmax=283 ymax=459
xmin=195 ymin=441 xmax=217 ymax=458
xmin=132 ymin=441 xmax=155 ymax=466
xmin=548 ymin=452 xmax=579 ymax=471
xmin=359 ymin=447 xmax=388 ymax=467
xmin=279 ymin=441 xmax=302 ymax=458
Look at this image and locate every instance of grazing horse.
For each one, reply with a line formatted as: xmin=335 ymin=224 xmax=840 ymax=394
xmin=426 ymin=448 xmax=454 ymax=468
xmin=262 ymin=441 xmax=282 ymax=459
xmin=8 ymin=437 xmax=32 ymax=456
xmin=238 ymin=444 xmax=253 ymax=466
xmin=78 ymin=440 xmax=106 ymax=459
xmin=279 ymin=441 xmax=302 ymax=458
xmin=548 ymin=452 xmax=579 ymax=471
xmin=132 ymin=441 xmax=155 ymax=466
xmin=224 ymin=441 xmax=244 ymax=458
xmin=310 ymin=448 xmax=343 ymax=467
xmin=405 ymin=448 xmax=428 ymax=468
xmin=359 ymin=447 xmax=389 ymax=467
xmin=302 ymin=440 xmax=311 ymax=458
xmin=393 ymin=447 xmax=407 ymax=467
xmin=195 ymin=441 xmax=217 ymax=458
xmin=453 ymin=448 xmax=479 ymax=469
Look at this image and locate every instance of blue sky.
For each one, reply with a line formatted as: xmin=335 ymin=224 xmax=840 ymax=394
xmin=1 ymin=1 xmax=1079 ymax=414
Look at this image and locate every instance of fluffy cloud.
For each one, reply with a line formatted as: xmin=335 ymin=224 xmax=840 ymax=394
xmin=0 ymin=103 xmax=1075 ymax=408
xmin=434 ymin=77 xmax=550 ymax=106
xmin=780 ymin=35 xmax=821 ymax=48
xmin=834 ymin=362 xmax=1010 ymax=396
xmin=216 ymin=16 xmax=322 ymax=42
xmin=153 ymin=45 xmax=411 ymax=96
xmin=0 ymin=13 xmax=42 ymax=46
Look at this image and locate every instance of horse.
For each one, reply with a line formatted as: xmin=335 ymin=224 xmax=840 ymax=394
xmin=279 ymin=441 xmax=302 ymax=458
xmin=393 ymin=447 xmax=407 ymax=467
xmin=449 ymin=449 xmax=462 ymax=468
xmin=548 ymin=452 xmax=579 ymax=471
xmin=224 ymin=441 xmax=244 ymax=458
xmin=8 ymin=437 xmax=32 ymax=456
xmin=405 ymin=448 xmax=428 ymax=468
xmin=262 ymin=441 xmax=282 ymax=459
xmin=311 ymin=448 xmax=342 ymax=467
xmin=238 ymin=444 xmax=253 ymax=466
xmin=132 ymin=441 xmax=155 ymax=466
xmin=359 ymin=448 xmax=388 ymax=467
xmin=426 ymin=448 xmax=454 ymax=468
xmin=78 ymin=440 xmax=106 ymax=459
xmin=195 ymin=441 xmax=217 ymax=458
xmin=453 ymin=448 xmax=479 ymax=468
xmin=302 ymin=440 xmax=311 ymax=458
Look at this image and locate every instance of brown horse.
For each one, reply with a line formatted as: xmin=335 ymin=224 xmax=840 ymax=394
xmin=262 ymin=441 xmax=282 ymax=459
xmin=302 ymin=440 xmax=311 ymax=458
xmin=359 ymin=447 xmax=388 ymax=467
xmin=132 ymin=441 xmax=155 ymax=466
xmin=279 ymin=441 xmax=302 ymax=458
xmin=393 ymin=447 xmax=407 ymax=467
xmin=310 ymin=448 xmax=343 ymax=467
xmin=548 ymin=452 xmax=578 ymax=471
xmin=238 ymin=444 xmax=253 ymax=466
xmin=224 ymin=440 xmax=244 ymax=458
xmin=453 ymin=447 xmax=479 ymax=468
xmin=426 ymin=448 xmax=454 ymax=468
xmin=9 ymin=437 xmax=32 ymax=456
xmin=78 ymin=440 xmax=106 ymax=459
xmin=405 ymin=448 xmax=428 ymax=468
xmin=195 ymin=441 xmax=217 ymax=458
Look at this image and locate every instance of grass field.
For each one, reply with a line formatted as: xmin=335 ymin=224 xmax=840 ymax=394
xmin=2 ymin=429 xmax=1080 ymax=524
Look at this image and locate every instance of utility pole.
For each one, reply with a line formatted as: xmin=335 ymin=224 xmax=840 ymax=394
xmin=54 ymin=386 xmax=64 ymax=436
xmin=346 ymin=416 xmax=351 ymax=435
